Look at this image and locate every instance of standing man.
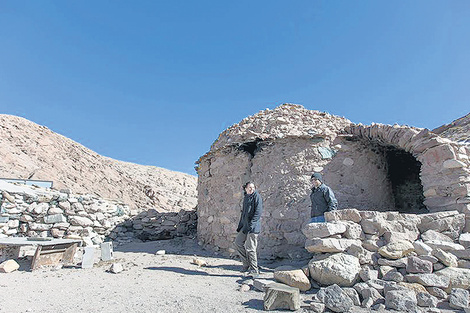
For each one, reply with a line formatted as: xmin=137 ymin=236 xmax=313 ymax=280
xmin=310 ymin=173 xmax=338 ymax=222
xmin=234 ymin=181 xmax=263 ymax=277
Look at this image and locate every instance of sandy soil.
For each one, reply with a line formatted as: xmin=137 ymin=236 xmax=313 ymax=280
xmin=0 ymin=237 xmax=459 ymax=313
xmin=0 ymin=237 xmax=308 ymax=313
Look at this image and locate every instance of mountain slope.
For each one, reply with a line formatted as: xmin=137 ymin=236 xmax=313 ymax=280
xmin=0 ymin=114 xmax=197 ymax=210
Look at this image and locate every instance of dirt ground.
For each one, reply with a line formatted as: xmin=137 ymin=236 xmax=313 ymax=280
xmin=0 ymin=237 xmax=460 ymax=313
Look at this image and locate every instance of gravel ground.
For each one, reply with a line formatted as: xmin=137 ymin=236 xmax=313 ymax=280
xmin=0 ymin=237 xmax=461 ymax=313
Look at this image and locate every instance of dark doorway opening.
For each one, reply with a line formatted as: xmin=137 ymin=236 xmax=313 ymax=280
xmin=384 ymin=146 xmax=427 ymax=213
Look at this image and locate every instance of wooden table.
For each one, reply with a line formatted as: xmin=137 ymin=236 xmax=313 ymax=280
xmin=0 ymin=238 xmax=82 ymax=270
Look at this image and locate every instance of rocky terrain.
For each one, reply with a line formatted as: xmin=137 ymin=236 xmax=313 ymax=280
xmin=433 ymin=113 xmax=470 ymax=145
xmin=0 ymin=114 xmax=197 ymax=211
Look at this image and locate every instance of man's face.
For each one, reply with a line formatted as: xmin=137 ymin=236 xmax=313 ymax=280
xmin=245 ymin=183 xmax=255 ymax=195
xmin=311 ymin=178 xmax=321 ymax=188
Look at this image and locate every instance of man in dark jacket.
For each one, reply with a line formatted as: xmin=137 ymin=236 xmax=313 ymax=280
xmin=234 ymin=182 xmax=263 ymax=277
xmin=310 ymin=173 xmax=338 ymax=222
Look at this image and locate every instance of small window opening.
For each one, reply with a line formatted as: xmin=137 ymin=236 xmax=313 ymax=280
xmin=238 ymin=139 xmax=262 ymax=157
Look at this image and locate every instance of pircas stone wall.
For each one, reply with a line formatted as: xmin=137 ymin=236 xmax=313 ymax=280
xmin=299 ymin=209 xmax=470 ymax=311
xmin=0 ymin=181 xmax=197 ymax=256
xmin=196 ymin=104 xmax=470 ymax=258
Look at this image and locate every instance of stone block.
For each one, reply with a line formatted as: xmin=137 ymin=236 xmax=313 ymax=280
xmin=406 ymin=273 xmax=450 ymax=288
xmin=385 ymin=289 xmax=418 ymax=312
xmin=459 ymin=233 xmax=470 ymax=248
xmin=109 ymin=262 xmax=123 ymax=274
xmin=81 ymin=246 xmax=96 ymax=269
xmin=421 ymin=230 xmax=453 ymax=242
xmin=301 ymin=222 xmax=346 ymax=239
xmin=253 ymin=278 xmax=275 ymax=292
xmin=426 ymin=240 xmax=465 ymax=252
xmin=0 ymin=259 xmax=20 ymax=273
xmin=426 ymin=287 xmax=448 ymax=299
xmin=317 ymin=284 xmax=354 ymax=313
xmin=413 ymin=241 xmax=433 ymax=256
xmin=309 ymin=253 xmax=360 ymax=287
xmin=263 ymin=282 xmax=300 ymax=311
xmin=407 ymin=256 xmax=433 ymax=274
xmin=448 ymin=288 xmax=469 ymax=310
xmin=305 ymin=238 xmax=361 ymax=253
xmin=432 ymin=248 xmax=459 ymax=267
xmin=435 ymin=267 xmax=470 ymax=290
xmin=44 ymin=214 xmax=67 ymax=224
xmin=378 ymin=257 xmax=407 ymax=268
xmin=324 ymin=209 xmax=362 ymax=223
xmin=416 ymin=292 xmax=438 ymax=308
xmin=378 ymin=240 xmax=414 ymax=260
xmin=100 ymin=242 xmax=113 ymax=261
xmin=273 ymin=267 xmax=311 ymax=291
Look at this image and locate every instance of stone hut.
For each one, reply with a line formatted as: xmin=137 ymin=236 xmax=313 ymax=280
xmin=196 ymin=104 xmax=470 ymax=259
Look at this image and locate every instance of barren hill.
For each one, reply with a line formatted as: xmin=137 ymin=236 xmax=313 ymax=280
xmin=432 ymin=112 xmax=470 ymax=144
xmin=0 ymin=114 xmax=197 ymax=211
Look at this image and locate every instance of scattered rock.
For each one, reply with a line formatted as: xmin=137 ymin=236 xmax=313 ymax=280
xmin=109 ymin=263 xmax=123 ymax=274
xmin=191 ymin=258 xmax=207 ymax=267
xmin=238 ymin=284 xmax=250 ymax=292
xmin=263 ymin=282 xmax=300 ymax=311
xmin=0 ymin=259 xmax=20 ymax=273
xmin=273 ymin=267 xmax=311 ymax=291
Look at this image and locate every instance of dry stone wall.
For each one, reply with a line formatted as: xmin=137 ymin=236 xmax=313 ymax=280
xmin=346 ymin=124 xmax=470 ymax=214
xmin=299 ymin=209 xmax=470 ymax=311
xmin=0 ymin=181 xmax=196 ymax=259
xmin=196 ymin=104 xmax=470 ymax=258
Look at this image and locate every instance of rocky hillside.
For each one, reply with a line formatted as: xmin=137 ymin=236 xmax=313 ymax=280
xmin=0 ymin=114 xmax=197 ymax=211
xmin=433 ymin=112 xmax=470 ymax=144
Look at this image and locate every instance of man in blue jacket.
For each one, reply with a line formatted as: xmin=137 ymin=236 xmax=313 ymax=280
xmin=234 ymin=181 xmax=263 ymax=277
xmin=310 ymin=173 xmax=338 ymax=222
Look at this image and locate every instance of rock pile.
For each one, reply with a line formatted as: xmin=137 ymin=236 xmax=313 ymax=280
xmin=0 ymin=181 xmax=196 ymax=261
xmin=265 ymin=209 xmax=470 ymax=312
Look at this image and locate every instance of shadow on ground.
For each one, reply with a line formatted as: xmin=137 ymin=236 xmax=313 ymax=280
xmin=145 ymin=266 xmax=241 ymax=278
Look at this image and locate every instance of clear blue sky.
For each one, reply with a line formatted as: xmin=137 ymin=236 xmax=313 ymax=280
xmin=1 ymin=1 xmax=469 ymax=175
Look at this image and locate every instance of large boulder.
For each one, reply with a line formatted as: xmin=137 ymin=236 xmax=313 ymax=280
xmin=308 ymin=253 xmax=360 ymax=287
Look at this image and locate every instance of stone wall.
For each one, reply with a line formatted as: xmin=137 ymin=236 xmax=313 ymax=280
xmin=0 ymin=181 xmax=196 ymax=258
xmin=301 ymin=209 xmax=470 ymax=311
xmin=196 ymin=104 xmax=470 ymax=258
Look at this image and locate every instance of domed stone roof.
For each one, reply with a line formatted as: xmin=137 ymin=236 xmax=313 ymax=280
xmin=210 ymin=104 xmax=353 ymax=152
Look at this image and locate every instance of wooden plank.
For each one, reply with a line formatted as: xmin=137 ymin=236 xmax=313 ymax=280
xmin=31 ymin=243 xmax=78 ymax=270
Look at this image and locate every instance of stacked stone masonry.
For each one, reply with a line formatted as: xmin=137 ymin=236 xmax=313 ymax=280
xmin=0 ymin=182 xmax=196 ymax=261
xmin=196 ymin=104 xmax=470 ymax=258
xmin=298 ymin=209 xmax=470 ymax=312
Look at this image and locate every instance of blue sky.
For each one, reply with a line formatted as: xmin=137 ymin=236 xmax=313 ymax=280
xmin=1 ymin=1 xmax=469 ymax=175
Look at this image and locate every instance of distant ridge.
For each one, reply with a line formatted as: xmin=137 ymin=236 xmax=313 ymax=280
xmin=0 ymin=114 xmax=197 ymax=210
